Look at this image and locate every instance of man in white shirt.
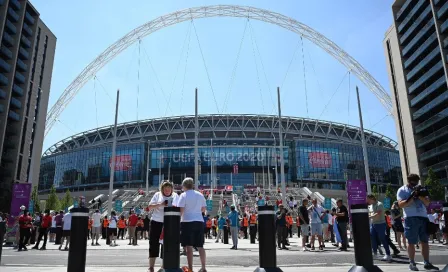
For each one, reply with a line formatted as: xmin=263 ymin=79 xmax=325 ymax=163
xmin=308 ymin=199 xmax=325 ymax=251
xmin=59 ymin=211 xmax=72 ymax=251
xmin=91 ymin=209 xmax=102 ymax=246
xmin=177 ymin=178 xmax=207 ymax=272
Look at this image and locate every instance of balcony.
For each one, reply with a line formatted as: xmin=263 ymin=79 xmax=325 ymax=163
xmin=9 ymin=0 xmax=20 ymax=10
xmin=12 ymin=84 xmax=23 ymax=96
xmin=0 ymin=89 xmax=6 ymax=99
xmin=408 ymin=61 xmax=444 ymax=94
xmin=415 ymin=108 xmax=448 ymax=133
xmin=402 ymin=19 xmax=435 ymax=57
xmin=420 ymin=141 xmax=448 ymax=161
xmin=0 ymin=0 xmax=4 ymax=6
xmin=8 ymin=110 xmax=20 ymax=121
xmin=404 ymin=34 xmax=437 ymax=69
xmin=18 ymin=47 xmax=29 ymax=60
xmin=418 ymin=125 xmax=448 ymax=148
xmin=22 ymin=23 xmax=33 ymax=37
xmin=0 ymin=104 xmax=3 ymax=113
xmin=398 ymin=0 xmax=427 ymax=33
xmin=25 ymin=12 xmax=35 ymax=25
xmin=5 ymin=20 xmax=17 ymax=35
xmin=422 ymin=160 xmax=448 ymax=175
xmin=438 ymin=0 xmax=448 ymax=18
xmin=0 ymin=73 xmax=8 ymax=86
xmin=14 ymin=72 xmax=25 ymax=84
xmin=0 ymin=46 xmax=12 ymax=59
xmin=400 ymin=5 xmax=432 ymax=45
xmin=16 ymin=58 xmax=27 ymax=72
xmin=2 ymin=32 xmax=14 ymax=47
xmin=0 ymin=58 xmax=11 ymax=72
xmin=10 ymin=97 xmax=21 ymax=109
xmin=442 ymin=19 xmax=448 ymax=33
xmin=7 ymin=7 xmax=19 ymax=22
xmin=406 ymin=47 xmax=440 ymax=81
xmin=396 ymin=0 xmax=417 ymax=22
xmin=21 ymin=35 xmax=31 ymax=48
xmin=411 ymin=76 xmax=446 ymax=107
xmin=413 ymin=90 xmax=448 ymax=120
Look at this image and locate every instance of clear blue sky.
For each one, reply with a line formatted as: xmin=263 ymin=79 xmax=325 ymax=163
xmin=31 ymin=0 xmax=396 ymax=151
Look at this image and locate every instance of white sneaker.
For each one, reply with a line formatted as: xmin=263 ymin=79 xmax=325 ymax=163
xmin=381 ymin=255 xmax=392 ymax=262
xmin=302 ymin=247 xmax=307 ymax=252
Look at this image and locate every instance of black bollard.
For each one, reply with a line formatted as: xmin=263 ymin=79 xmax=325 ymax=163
xmin=255 ymin=205 xmax=282 ymax=272
xmin=0 ymin=221 xmax=5 ymax=265
xmin=223 ymin=225 xmax=229 ymax=244
xmin=67 ymin=207 xmax=89 ymax=272
xmin=162 ymin=206 xmax=182 ymax=272
xmin=348 ymin=204 xmax=382 ymax=272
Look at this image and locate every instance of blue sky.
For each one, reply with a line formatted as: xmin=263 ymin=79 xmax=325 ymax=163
xmin=31 ymin=0 xmax=396 ymax=151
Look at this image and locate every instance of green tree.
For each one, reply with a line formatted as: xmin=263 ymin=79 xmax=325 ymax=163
xmin=60 ymin=189 xmax=73 ymax=210
xmin=31 ymin=186 xmax=41 ymax=213
xmin=372 ymin=185 xmax=379 ymax=198
xmin=385 ymin=183 xmax=397 ymax=203
xmin=425 ymin=168 xmax=445 ymax=201
xmin=46 ymin=185 xmax=60 ymax=211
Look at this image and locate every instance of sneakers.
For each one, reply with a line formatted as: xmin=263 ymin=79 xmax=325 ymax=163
xmin=409 ymin=263 xmax=419 ymax=271
xmin=381 ymin=255 xmax=392 ymax=263
xmin=423 ymin=262 xmax=439 ymax=270
xmin=302 ymin=247 xmax=307 ymax=252
xmin=393 ymin=250 xmax=400 ymax=257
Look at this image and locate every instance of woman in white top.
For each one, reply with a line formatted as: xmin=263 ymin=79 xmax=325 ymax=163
xmin=108 ymin=211 xmax=118 ymax=247
xmin=147 ymin=181 xmax=179 ymax=272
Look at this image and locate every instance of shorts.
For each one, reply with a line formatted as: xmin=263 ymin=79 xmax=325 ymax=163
xmin=108 ymin=228 xmax=117 ymax=236
xmin=300 ymin=224 xmax=310 ymax=236
xmin=92 ymin=226 xmax=102 ymax=235
xmin=393 ymin=222 xmax=404 ymax=233
xmin=311 ymin=223 xmax=323 ymax=236
xmin=181 ymin=221 xmax=205 ymax=248
xmin=62 ymin=230 xmax=71 ymax=237
xmin=50 ymin=227 xmax=56 ymax=234
xmin=404 ymin=217 xmax=429 ymax=245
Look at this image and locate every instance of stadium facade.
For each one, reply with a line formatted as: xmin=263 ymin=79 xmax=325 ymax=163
xmin=38 ymin=115 xmax=402 ymax=193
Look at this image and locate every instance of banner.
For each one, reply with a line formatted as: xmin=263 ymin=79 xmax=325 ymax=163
xmin=7 ymin=183 xmax=32 ymax=240
xmin=324 ymin=198 xmax=332 ymax=210
xmin=346 ymin=180 xmax=367 ymax=205
xmin=225 ymin=185 xmax=233 ymax=192
xmin=308 ymin=152 xmax=332 ymax=168
xmin=383 ymin=197 xmax=391 ymax=209
xmin=206 ymin=199 xmax=213 ymax=211
xmin=109 ymin=155 xmax=132 ymax=171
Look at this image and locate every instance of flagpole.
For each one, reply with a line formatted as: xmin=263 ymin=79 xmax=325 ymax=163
xmin=194 ymin=88 xmax=199 ymax=189
xmin=277 ymin=87 xmax=287 ymax=206
xmin=108 ymin=89 xmax=119 ymax=216
xmin=356 ymin=86 xmax=372 ymax=194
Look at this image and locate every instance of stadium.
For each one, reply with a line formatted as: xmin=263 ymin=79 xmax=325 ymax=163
xmin=38 ymin=114 xmax=401 ymax=194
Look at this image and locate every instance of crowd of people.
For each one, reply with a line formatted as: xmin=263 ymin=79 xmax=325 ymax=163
xmin=1 ymin=173 xmax=447 ymax=272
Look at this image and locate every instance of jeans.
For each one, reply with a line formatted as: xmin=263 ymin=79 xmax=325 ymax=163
xmin=35 ymin=228 xmax=48 ymax=248
xmin=370 ymin=223 xmax=390 ymax=255
xmin=276 ymin=226 xmax=287 ymax=248
xmin=216 ymin=229 xmax=223 ymax=242
xmin=230 ymin=226 xmax=238 ymax=247
xmin=19 ymin=228 xmax=31 ymax=250
xmin=337 ymin=221 xmax=348 ymax=249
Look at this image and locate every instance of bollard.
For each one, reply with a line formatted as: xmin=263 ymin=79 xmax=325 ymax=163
xmin=348 ymin=204 xmax=382 ymax=272
xmin=442 ymin=204 xmax=448 ymax=272
xmin=223 ymin=225 xmax=229 ymax=244
xmin=67 ymin=207 xmax=89 ymax=272
xmin=0 ymin=221 xmax=5 ymax=265
xmin=161 ymin=207 xmax=182 ymax=272
xmin=254 ymin=205 xmax=282 ymax=272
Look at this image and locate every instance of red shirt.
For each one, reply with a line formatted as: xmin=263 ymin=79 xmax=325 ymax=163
xmin=41 ymin=215 xmax=52 ymax=228
xmin=19 ymin=215 xmax=32 ymax=229
xmin=128 ymin=214 xmax=138 ymax=227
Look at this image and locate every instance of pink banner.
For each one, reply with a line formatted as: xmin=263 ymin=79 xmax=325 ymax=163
xmin=7 ymin=183 xmax=32 ymax=240
xmin=109 ymin=155 xmax=132 ymax=171
xmin=308 ymin=152 xmax=332 ymax=168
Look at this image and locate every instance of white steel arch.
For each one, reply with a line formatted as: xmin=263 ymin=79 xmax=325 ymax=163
xmin=45 ymin=5 xmax=393 ymax=137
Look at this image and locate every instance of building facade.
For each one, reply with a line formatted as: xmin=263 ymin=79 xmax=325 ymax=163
xmin=384 ymin=0 xmax=448 ymax=184
xmin=38 ymin=115 xmax=401 ymax=193
xmin=0 ymin=0 xmax=56 ymax=210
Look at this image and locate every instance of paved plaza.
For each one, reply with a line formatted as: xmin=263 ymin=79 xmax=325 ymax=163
xmin=1 ymin=236 xmax=447 ymax=271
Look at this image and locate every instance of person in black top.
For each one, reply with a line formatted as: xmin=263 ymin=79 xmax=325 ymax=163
xmin=298 ymin=198 xmax=310 ymax=251
xmin=276 ymin=204 xmax=288 ymax=250
xmin=143 ymin=215 xmax=150 ymax=240
xmin=334 ymin=199 xmax=348 ymax=251
xmin=391 ymin=201 xmax=406 ymax=250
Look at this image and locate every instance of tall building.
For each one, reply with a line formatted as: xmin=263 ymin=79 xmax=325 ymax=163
xmin=0 ymin=0 xmax=56 ymax=210
xmin=384 ymin=0 xmax=448 ymax=184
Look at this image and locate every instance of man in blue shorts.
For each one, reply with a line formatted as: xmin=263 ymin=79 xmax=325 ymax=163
xmin=397 ymin=174 xmax=438 ymax=271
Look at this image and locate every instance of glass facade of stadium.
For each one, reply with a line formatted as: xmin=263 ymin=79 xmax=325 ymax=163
xmin=38 ymin=115 xmax=401 ymax=192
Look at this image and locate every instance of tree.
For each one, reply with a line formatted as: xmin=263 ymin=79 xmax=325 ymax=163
xmin=31 ymin=186 xmax=41 ymax=213
xmin=60 ymin=189 xmax=73 ymax=210
xmin=46 ymin=185 xmax=60 ymax=211
xmin=385 ymin=183 xmax=397 ymax=203
xmin=425 ymin=168 xmax=445 ymax=201
xmin=372 ymin=185 xmax=379 ymax=198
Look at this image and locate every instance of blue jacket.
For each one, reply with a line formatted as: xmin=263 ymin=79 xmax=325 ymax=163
xmin=218 ymin=217 xmax=226 ymax=229
xmin=228 ymin=211 xmax=239 ymax=227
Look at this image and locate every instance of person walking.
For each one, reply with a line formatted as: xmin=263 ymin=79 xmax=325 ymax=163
xmin=54 ymin=211 xmax=64 ymax=245
xmin=117 ymin=215 xmax=127 ymax=240
xmin=59 ymin=210 xmax=72 ymax=251
xmin=334 ymin=199 xmax=348 ymax=251
xmin=91 ymin=209 xmax=102 ymax=246
xmin=177 ymin=177 xmax=208 ymax=272
xmin=367 ymin=194 xmax=392 ymax=262
xmin=249 ymin=211 xmax=257 ymax=243
xmin=127 ymin=210 xmax=138 ymax=245
xmin=18 ymin=210 xmax=32 ymax=251
xmin=32 ymin=209 xmax=52 ymax=250
xmin=147 ymin=181 xmax=179 ymax=272
xmin=397 ymin=174 xmax=439 ymax=271
xmin=108 ymin=211 xmax=118 ymax=247
xmin=276 ymin=204 xmax=288 ymax=250
xmin=308 ymin=199 xmax=325 ymax=251
xmin=242 ymin=214 xmax=249 ymax=239
xmin=227 ymin=205 xmax=239 ymax=250
xmin=298 ymin=198 xmax=310 ymax=251
xmin=391 ymin=202 xmax=407 ymax=250
xmin=216 ymin=215 xmax=226 ymax=243
xmin=143 ymin=214 xmax=150 ymax=240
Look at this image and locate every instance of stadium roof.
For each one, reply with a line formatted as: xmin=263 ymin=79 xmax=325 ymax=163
xmin=44 ymin=114 xmax=398 ymax=156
